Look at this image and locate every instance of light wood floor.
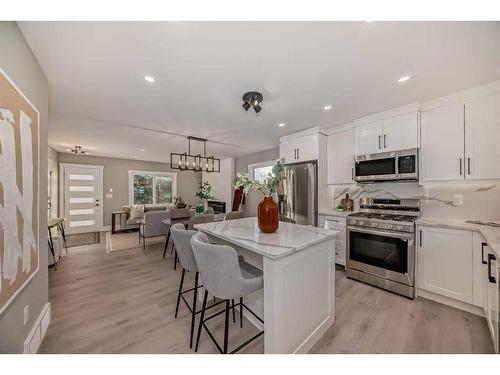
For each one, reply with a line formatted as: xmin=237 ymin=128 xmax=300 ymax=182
xmin=39 ymin=235 xmax=494 ymax=354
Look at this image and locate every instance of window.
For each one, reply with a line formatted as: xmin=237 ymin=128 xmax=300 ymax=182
xmin=248 ymin=160 xmax=276 ymax=183
xmin=129 ymin=171 xmax=177 ymax=205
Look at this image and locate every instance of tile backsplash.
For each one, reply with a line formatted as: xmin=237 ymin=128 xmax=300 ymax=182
xmin=327 ymin=182 xmax=500 ymax=220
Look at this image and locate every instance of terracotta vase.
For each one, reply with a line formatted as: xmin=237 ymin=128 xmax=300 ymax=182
xmin=257 ymin=195 xmax=279 ymax=233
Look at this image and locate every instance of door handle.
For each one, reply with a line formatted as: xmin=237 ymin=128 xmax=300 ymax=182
xmin=419 ymin=230 xmax=422 ymax=247
xmin=481 ymin=242 xmax=487 ymax=265
xmin=459 ymin=158 xmax=462 ymax=175
xmin=383 ymin=134 xmax=386 ymax=148
xmin=378 ymin=135 xmax=381 ymax=149
xmin=467 ymin=157 xmax=471 ymax=175
xmin=351 ymin=167 xmax=354 ymax=180
xmin=488 ymin=253 xmax=496 ymax=284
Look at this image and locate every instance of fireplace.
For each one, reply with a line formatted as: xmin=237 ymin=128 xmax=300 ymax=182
xmin=208 ymin=200 xmax=226 ymax=214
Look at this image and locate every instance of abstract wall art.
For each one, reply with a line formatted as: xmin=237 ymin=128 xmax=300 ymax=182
xmin=0 ymin=67 xmax=39 ymax=314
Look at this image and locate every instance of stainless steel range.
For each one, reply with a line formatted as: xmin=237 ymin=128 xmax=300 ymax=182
xmin=346 ymin=198 xmax=420 ymax=299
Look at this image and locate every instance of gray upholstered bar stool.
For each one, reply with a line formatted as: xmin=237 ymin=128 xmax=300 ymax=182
xmin=191 ymin=232 xmax=264 ymax=354
xmin=170 ymin=223 xmax=233 ymax=349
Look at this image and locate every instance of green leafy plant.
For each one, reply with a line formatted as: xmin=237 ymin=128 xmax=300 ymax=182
xmin=234 ymin=158 xmax=286 ymax=196
xmin=195 ymin=181 xmax=215 ymax=200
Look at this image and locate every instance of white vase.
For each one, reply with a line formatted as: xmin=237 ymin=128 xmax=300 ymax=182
xmin=203 ymin=199 xmax=209 ymax=213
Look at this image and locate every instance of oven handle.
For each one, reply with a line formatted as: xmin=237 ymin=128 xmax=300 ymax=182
xmin=347 ymin=226 xmax=414 ymax=240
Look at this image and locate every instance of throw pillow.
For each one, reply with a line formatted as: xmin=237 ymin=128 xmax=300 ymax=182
xmin=129 ymin=205 xmax=145 ymax=221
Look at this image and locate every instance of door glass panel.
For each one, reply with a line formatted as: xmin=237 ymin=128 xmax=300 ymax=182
xmin=349 ymin=231 xmax=408 ymax=273
xmin=69 ymin=220 xmax=96 ymax=227
xmin=154 ymin=176 xmax=173 ymax=204
xmin=356 ymin=158 xmax=395 ymax=176
xmin=69 ymin=208 xmax=95 ymax=215
xmin=69 ymin=186 xmax=95 ymax=192
xmin=69 ymin=197 xmax=94 ymax=204
xmin=69 ymin=174 xmax=95 ymax=181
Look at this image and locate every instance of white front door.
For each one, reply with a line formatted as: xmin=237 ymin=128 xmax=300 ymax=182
xmin=61 ymin=164 xmax=103 ymax=235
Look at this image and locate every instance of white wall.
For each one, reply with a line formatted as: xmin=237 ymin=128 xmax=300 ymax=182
xmin=202 ymin=158 xmax=235 ymax=213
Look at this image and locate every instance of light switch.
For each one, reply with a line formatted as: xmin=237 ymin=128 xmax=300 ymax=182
xmin=105 ymin=193 xmax=113 ymax=199
xmin=452 ymin=194 xmax=464 ymax=206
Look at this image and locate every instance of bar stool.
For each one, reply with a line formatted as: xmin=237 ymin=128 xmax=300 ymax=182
xmin=191 ymin=232 xmax=264 ymax=354
xmin=170 ymin=223 xmax=235 ymax=349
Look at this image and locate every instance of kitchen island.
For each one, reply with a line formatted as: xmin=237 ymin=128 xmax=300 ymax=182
xmin=194 ymin=217 xmax=339 ymax=354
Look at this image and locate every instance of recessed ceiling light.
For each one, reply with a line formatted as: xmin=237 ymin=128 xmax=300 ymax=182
xmin=323 ymin=105 xmax=332 ymax=111
xmin=278 ymin=123 xmax=286 ymax=127
xmin=398 ymin=75 xmax=411 ymax=83
xmin=144 ymin=75 xmax=155 ymax=83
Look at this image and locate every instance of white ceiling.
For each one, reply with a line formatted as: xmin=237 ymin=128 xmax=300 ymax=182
xmin=18 ymin=21 xmax=500 ymax=162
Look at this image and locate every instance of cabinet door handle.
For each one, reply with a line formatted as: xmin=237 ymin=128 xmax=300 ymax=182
xmin=352 ymin=167 xmax=354 ymax=180
xmin=378 ymin=135 xmax=381 ymax=149
xmin=294 ymin=149 xmax=297 ymax=159
xmin=488 ymin=253 xmax=496 ymax=284
xmin=419 ymin=230 xmax=422 ymax=247
xmin=297 ymin=148 xmax=299 ymax=160
xmin=467 ymin=157 xmax=471 ymax=175
xmin=383 ymin=134 xmax=386 ymax=148
xmin=459 ymin=158 xmax=462 ymax=175
xmin=481 ymin=242 xmax=488 ymax=265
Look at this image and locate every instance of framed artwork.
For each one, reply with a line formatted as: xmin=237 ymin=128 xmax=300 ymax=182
xmin=0 ymin=67 xmax=40 ymax=315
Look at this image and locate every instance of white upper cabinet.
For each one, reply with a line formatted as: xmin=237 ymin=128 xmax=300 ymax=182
xmin=354 ymin=121 xmax=383 ymax=155
xmin=382 ymin=112 xmax=419 ymax=152
xmin=280 ymin=132 xmax=321 ymax=163
xmin=354 ymin=112 xmax=418 ymax=156
xmin=464 ymin=92 xmax=500 ymax=180
xmin=327 ymin=129 xmax=354 ymax=184
xmin=420 ymin=103 xmax=465 ymax=182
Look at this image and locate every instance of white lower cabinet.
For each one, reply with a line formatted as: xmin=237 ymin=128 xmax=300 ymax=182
xmin=417 ymin=225 xmax=473 ymax=303
xmin=417 ymin=224 xmax=499 ymax=353
xmin=319 ymin=215 xmax=346 ymax=266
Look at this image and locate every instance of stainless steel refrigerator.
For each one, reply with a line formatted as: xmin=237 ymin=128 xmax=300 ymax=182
xmin=278 ymin=161 xmax=317 ymax=226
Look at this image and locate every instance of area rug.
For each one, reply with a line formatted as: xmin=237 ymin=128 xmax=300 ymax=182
xmin=105 ymin=231 xmax=165 ymax=253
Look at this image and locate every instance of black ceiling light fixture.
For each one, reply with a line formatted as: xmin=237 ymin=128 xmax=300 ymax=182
xmin=242 ymin=91 xmax=263 ymax=113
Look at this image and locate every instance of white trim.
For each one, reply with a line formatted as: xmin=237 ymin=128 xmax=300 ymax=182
xmin=324 ymin=122 xmax=354 ymax=135
xmin=279 ymin=126 xmax=327 ymax=143
xmin=0 ymin=67 xmax=40 ymax=316
xmin=417 ymin=289 xmax=484 ymax=317
xmin=128 ymin=170 xmax=177 ymax=206
xmin=59 ymin=163 xmax=105 ymax=232
xmin=352 ymin=102 xmax=420 ymax=127
xmin=23 ymin=302 xmax=51 ymax=354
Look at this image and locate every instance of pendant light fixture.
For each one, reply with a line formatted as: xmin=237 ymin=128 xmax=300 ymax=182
xmin=170 ymin=136 xmax=221 ymax=173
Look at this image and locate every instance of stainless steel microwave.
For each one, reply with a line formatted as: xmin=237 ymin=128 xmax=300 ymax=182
xmin=354 ymin=148 xmax=418 ymax=183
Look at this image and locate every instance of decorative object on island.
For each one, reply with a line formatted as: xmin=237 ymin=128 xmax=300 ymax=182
xmin=174 ymin=195 xmax=187 ymax=209
xmin=234 ymin=158 xmax=286 ymax=233
xmin=242 ymin=91 xmax=264 ymax=113
xmin=170 ymin=136 xmax=220 ymax=172
xmin=65 ymin=145 xmax=89 ymax=155
xmin=339 ymin=193 xmax=354 ymax=212
xmin=195 ymin=181 xmax=215 ymax=213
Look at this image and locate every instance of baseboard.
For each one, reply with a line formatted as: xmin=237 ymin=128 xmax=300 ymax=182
xmin=417 ymin=289 xmax=485 ymax=317
xmin=23 ymin=302 xmax=51 ymax=354
xmin=101 ymin=225 xmax=111 ymax=232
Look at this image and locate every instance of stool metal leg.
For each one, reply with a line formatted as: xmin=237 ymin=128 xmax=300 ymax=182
xmin=223 ymin=299 xmax=230 ymax=354
xmin=189 ymin=272 xmax=199 ymax=348
xmin=231 ymin=299 xmax=236 ymax=323
xmin=163 ymin=230 xmax=170 ymax=259
xmin=195 ymin=290 xmax=209 ymax=352
xmin=174 ymin=268 xmax=186 ymax=319
xmin=240 ymin=297 xmax=243 ymax=328
xmin=173 ymin=250 xmax=178 ymax=270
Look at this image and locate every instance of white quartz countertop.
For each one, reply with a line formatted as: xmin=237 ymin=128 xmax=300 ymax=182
xmin=417 ymin=217 xmax=500 ymax=257
xmin=318 ymin=210 xmax=353 ymax=218
xmin=194 ymin=217 xmax=339 ymax=260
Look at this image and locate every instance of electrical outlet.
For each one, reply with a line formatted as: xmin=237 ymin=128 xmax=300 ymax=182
xmin=24 ymin=305 xmax=29 ymax=325
xmin=452 ymin=194 xmax=464 ymax=206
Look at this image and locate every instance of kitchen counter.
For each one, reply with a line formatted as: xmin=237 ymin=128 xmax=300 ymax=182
xmin=417 ymin=217 xmax=500 ymax=257
xmin=194 ymin=217 xmax=338 ymax=354
xmin=319 ymin=210 xmax=353 ymax=218
xmin=195 ymin=217 xmax=339 ymax=260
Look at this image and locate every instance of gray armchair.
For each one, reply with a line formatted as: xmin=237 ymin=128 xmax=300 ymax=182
xmin=139 ymin=210 xmax=170 ymax=250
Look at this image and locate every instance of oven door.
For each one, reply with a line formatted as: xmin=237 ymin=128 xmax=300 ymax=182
xmin=347 ymin=226 xmax=414 ymax=286
xmin=354 ymin=156 xmax=397 ymax=182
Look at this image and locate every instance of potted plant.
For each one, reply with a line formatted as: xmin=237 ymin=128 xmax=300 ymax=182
xmin=195 ymin=181 xmax=215 ymax=213
xmin=234 ymin=158 xmax=286 ymax=233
